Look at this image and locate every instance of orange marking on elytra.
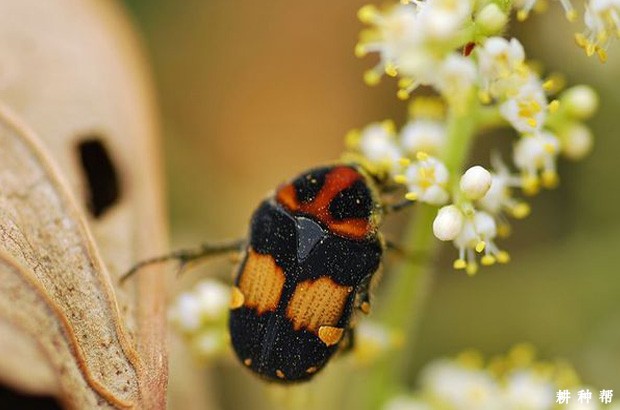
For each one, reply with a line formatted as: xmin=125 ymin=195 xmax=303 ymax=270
xmin=237 ymin=248 xmax=286 ymax=314
xmin=286 ymin=277 xmax=352 ymax=333
xmin=276 ymin=166 xmax=373 ymax=240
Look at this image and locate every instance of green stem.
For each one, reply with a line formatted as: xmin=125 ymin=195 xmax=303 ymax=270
xmin=354 ymin=90 xmax=481 ymax=410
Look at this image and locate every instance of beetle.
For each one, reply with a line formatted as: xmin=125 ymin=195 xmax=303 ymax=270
xmin=122 ymin=162 xmax=408 ymax=383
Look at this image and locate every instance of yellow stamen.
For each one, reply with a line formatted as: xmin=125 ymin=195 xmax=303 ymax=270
xmin=522 ymin=175 xmax=540 ymax=196
xmin=397 ymin=89 xmax=410 ymax=100
xmin=385 ymin=63 xmax=398 ymax=77
xmin=404 ymin=192 xmax=418 ymax=201
xmin=358 ymin=5 xmax=379 ymax=24
xmin=597 ymin=48 xmax=608 ymax=63
xmin=466 ymin=262 xmax=478 ymax=276
xmin=393 ymin=174 xmax=407 ymax=184
xmin=416 ymin=151 xmax=429 ymax=161
xmin=565 ymin=9 xmax=577 ymax=22
xmin=496 ymin=251 xmax=510 ymax=264
xmin=475 ymin=241 xmax=486 ymax=253
xmin=363 ymin=70 xmax=381 ymax=86
xmin=478 ymin=90 xmax=491 ymax=104
xmin=381 ymin=119 xmax=396 ymax=134
xmin=512 ymin=202 xmax=531 ymax=219
xmin=453 ymin=259 xmax=467 ymax=270
xmin=398 ymin=157 xmax=411 ymax=167
xmin=354 ymin=43 xmax=367 ymax=58
xmin=541 ymin=170 xmax=559 ymax=188
xmin=517 ymin=9 xmax=529 ymax=21
xmin=548 ymin=99 xmax=560 ymax=113
xmin=345 ymin=130 xmax=361 ymax=149
xmin=481 ymin=254 xmax=496 ymax=266
xmin=498 ymin=223 xmax=511 ymax=238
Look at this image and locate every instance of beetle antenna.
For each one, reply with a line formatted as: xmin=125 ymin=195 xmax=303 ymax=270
xmin=120 ymin=239 xmax=246 ymax=284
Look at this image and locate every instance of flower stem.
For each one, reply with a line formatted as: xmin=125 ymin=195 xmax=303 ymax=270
xmin=353 ymin=90 xmax=480 ymax=410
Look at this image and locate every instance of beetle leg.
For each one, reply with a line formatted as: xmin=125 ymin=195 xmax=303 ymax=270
xmin=120 ymin=238 xmax=246 ymax=284
xmin=339 ymin=327 xmax=356 ymax=354
xmin=355 ymin=274 xmax=373 ymax=315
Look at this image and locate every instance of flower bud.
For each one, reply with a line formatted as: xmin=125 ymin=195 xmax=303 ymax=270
xmin=460 ymin=166 xmax=492 ymax=200
xmin=561 ymin=123 xmax=593 ymax=160
xmin=476 ymin=4 xmax=508 ymax=34
xmin=562 ymin=85 xmax=598 ymax=119
xmin=433 ymin=205 xmax=464 ymax=241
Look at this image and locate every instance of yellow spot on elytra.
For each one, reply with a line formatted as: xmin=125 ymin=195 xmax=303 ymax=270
xmin=306 ymin=366 xmax=318 ymax=374
xmin=360 ymin=301 xmax=371 ymax=315
xmin=276 ymin=369 xmax=285 ymax=379
xmin=318 ymin=326 xmax=345 ymax=346
xmin=244 ymin=358 xmax=252 ymax=366
xmin=453 ymin=259 xmax=467 ymax=270
xmin=475 ymin=241 xmax=486 ymax=253
xmin=230 ymin=286 xmax=245 ymax=310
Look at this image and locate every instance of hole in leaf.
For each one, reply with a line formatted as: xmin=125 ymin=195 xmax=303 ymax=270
xmin=77 ymin=138 xmax=121 ymax=218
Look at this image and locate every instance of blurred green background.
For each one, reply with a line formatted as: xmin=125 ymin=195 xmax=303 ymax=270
xmin=123 ymin=1 xmax=620 ymax=408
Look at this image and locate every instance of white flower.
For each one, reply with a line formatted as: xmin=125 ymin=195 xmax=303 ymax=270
xmin=416 ymin=0 xmax=472 ymax=40
xmin=513 ymin=131 xmax=561 ymax=193
xmin=400 ymin=119 xmax=446 ymax=156
xmin=398 ymin=154 xmax=450 ymax=205
xmin=503 ymin=370 xmax=555 ymax=409
xmin=421 ymin=360 xmax=503 ymax=410
xmin=169 ymin=279 xmax=230 ymax=333
xmin=358 ymin=121 xmax=403 ymax=169
xmin=477 ymin=37 xmax=527 ymax=100
xmin=190 ymin=330 xmax=227 ymax=358
xmin=433 ymin=205 xmax=464 ymax=241
xmin=499 ymin=75 xmax=548 ymax=134
xmin=514 ymin=0 xmax=577 ymax=21
xmin=478 ymin=155 xmax=530 ymax=220
xmin=355 ymin=321 xmax=398 ymax=365
xmin=170 ymin=293 xmax=203 ymax=332
xmin=453 ymin=210 xmax=509 ymax=274
xmin=357 ymin=4 xmax=422 ymax=83
xmin=460 ymin=165 xmax=492 ymax=200
xmin=576 ymin=0 xmax=620 ymax=60
xmin=433 ymin=53 xmax=478 ymax=109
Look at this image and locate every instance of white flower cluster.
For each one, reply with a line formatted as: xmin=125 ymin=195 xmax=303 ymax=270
xmin=353 ymin=0 xmax=598 ymax=274
xmin=511 ymin=0 xmax=619 ymax=62
xmin=168 ymin=279 xmax=231 ymax=358
xmin=382 ymin=345 xmax=610 ymax=410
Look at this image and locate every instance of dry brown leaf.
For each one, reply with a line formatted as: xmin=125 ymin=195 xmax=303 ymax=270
xmin=0 ymin=0 xmax=168 ymax=408
xmin=0 ymin=104 xmax=142 ymax=408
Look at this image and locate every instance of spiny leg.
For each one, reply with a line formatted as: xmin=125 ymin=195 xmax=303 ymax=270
xmin=382 ymin=198 xmax=415 ymax=214
xmin=120 ymin=238 xmax=246 ymax=284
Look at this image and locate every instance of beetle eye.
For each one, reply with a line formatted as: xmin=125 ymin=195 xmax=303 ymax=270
xmin=329 ymin=180 xmax=373 ymax=220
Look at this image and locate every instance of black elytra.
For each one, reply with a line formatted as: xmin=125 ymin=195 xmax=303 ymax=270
xmin=229 ymin=165 xmax=384 ymax=382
